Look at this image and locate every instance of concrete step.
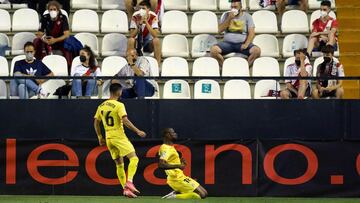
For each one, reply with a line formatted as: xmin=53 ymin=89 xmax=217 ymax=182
xmin=337 ymin=7 xmax=360 ymax=18
xmin=339 ymin=41 xmax=360 ymax=52
xmin=343 ymin=81 xmax=360 ymax=99
xmin=336 ymin=0 xmax=360 ymax=6
xmin=338 ymin=18 xmax=360 ymax=29
xmin=343 ymin=65 xmax=360 ymax=76
xmin=338 ymin=30 xmax=360 ymax=42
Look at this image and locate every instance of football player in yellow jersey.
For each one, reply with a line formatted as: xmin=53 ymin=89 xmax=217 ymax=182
xmin=94 ymin=83 xmax=146 ymax=198
xmin=158 ymin=128 xmax=208 ymax=199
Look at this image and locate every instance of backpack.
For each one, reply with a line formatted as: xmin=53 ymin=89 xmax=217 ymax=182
xmin=64 ymin=36 xmax=83 ymax=55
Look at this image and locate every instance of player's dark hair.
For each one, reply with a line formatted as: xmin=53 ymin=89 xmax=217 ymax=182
xmin=321 ymin=0 xmax=331 ymax=8
xmin=139 ymin=0 xmax=151 ymax=8
xmin=321 ymin=45 xmax=335 ymax=55
xmin=162 ymin=128 xmax=172 ymax=137
xmin=23 ymin=41 xmax=35 ymax=50
xmin=110 ymin=83 xmax=122 ymax=94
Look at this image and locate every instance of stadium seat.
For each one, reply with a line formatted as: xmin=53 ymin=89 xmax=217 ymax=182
xmin=0 ymin=80 xmax=7 ymax=99
xmin=191 ymin=34 xmax=217 ymax=58
xmin=0 ymin=33 xmax=10 ymax=56
xmin=249 ymin=0 xmax=276 ymax=10
xmin=252 ymin=10 xmax=278 ymax=33
xmin=101 ymin=56 xmax=127 ymax=98
xmin=42 ymin=55 xmax=68 ymax=76
xmin=101 ymin=33 xmax=127 ymax=57
xmin=0 ymin=56 xmax=9 ymax=76
xmin=162 ymin=34 xmax=189 ymax=57
xmin=40 ymin=80 xmax=66 ymax=99
xmin=0 ymin=9 xmax=11 ymax=32
xmin=222 ymin=57 xmax=249 ymax=76
xmin=10 ymin=55 xmax=25 ymax=76
xmin=72 ymin=9 xmax=99 ymax=32
xmin=313 ymin=56 xmax=339 ymax=76
xmin=253 ymin=34 xmax=279 ymax=57
xmin=252 ymin=57 xmax=280 ymax=76
xmin=190 ymin=0 xmax=217 ymax=10
xmin=101 ymin=0 xmax=125 ymax=10
xmin=283 ymin=56 xmax=295 ymax=76
xmin=310 ymin=10 xmax=337 ymax=30
xmin=0 ymin=2 xmax=11 ymax=9
xmin=101 ymin=10 xmax=128 ymax=33
xmin=282 ymin=34 xmax=308 ymax=57
xmin=12 ymin=8 xmax=39 ymax=31
xmin=162 ymin=10 xmax=189 ymax=34
xmin=74 ymin=33 xmax=99 ymax=55
xmin=145 ymin=81 xmax=160 ymax=99
xmin=164 ymin=0 xmax=188 ymax=10
xmin=282 ymin=10 xmax=309 ymax=33
xmin=43 ymin=9 xmax=69 ymax=20
xmin=72 ymin=0 xmax=99 ymax=9
xmin=194 ymin=79 xmax=221 ymax=99
xmin=223 ymin=80 xmax=251 ymax=99
xmin=11 ymin=32 xmax=36 ymax=55
xmin=308 ymin=0 xmax=336 ymax=9
xmin=163 ymin=79 xmax=191 ymax=99
xmin=12 ymin=3 xmax=28 ymax=9
xmin=161 ymin=57 xmax=189 ymax=76
xmin=191 ymin=11 xmax=218 ymax=34
xmin=219 ymin=0 xmax=246 ymax=10
xmin=254 ymin=80 xmax=281 ymax=99
xmin=145 ymin=56 xmax=159 ymax=76
xmin=192 ymin=57 xmax=220 ymax=77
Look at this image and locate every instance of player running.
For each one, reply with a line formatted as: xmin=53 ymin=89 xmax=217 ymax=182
xmin=94 ymin=83 xmax=146 ymax=198
xmin=158 ymin=128 xmax=208 ymax=199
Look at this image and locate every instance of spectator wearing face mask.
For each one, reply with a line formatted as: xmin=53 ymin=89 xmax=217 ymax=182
xmin=280 ymin=49 xmax=313 ymax=99
xmin=125 ymin=0 xmax=159 ymax=22
xmin=71 ymin=46 xmax=103 ymax=97
xmin=33 ymin=1 xmax=71 ymax=65
xmin=312 ymin=45 xmax=344 ymax=99
xmin=10 ymin=42 xmax=54 ymax=99
xmin=28 ymin=0 xmax=70 ymax=16
xmin=307 ymin=0 xmax=338 ymax=56
xmin=210 ymin=0 xmax=261 ymax=67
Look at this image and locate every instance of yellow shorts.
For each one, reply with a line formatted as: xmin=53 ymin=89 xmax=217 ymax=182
xmin=106 ymin=137 xmax=135 ymax=159
xmin=167 ymin=176 xmax=200 ymax=194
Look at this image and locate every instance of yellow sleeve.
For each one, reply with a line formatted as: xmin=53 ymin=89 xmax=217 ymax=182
xmin=94 ymin=107 xmax=102 ymax=121
xmin=159 ymin=146 xmax=171 ymax=161
xmin=117 ymin=103 xmax=128 ymax=118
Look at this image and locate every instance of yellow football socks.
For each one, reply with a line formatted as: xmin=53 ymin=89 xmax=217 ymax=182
xmin=176 ymin=192 xmax=201 ymax=199
xmin=116 ymin=163 xmax=126 ymax=188
xmin=127 ymin=156 xmax=139 ymax=182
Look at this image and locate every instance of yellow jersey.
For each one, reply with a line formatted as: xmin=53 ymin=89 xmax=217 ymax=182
xmin=159 ymin=144 xmax=185 ymax=180
xmin=94 ymin=99 xmax=127 ymax=139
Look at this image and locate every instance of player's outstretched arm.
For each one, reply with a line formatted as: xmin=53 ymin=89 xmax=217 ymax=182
xmin=158 ymin=159 xmax=185 ymax=170
xmin=94 ymin=119 xmax=106 ymax=146
xmin=122 ymin=116 xmax=146 ymax=138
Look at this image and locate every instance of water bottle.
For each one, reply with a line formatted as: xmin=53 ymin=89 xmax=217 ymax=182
xmin=291 ymin=41 xmax=296 ymax=52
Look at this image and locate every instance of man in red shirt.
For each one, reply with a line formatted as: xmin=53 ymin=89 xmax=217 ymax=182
xmin=307 ymin=0 xmax=338 ymax=56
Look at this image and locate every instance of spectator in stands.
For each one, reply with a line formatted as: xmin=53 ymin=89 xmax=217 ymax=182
xmin=28 ymin=0 xmax=70 ymax=16
xmin=10 ymin=42 xmax=54 ymax=99
xmin=312 ymin=45 xmax=344 ymax=99
xmin=210 ymin=0 xmax=261 ymax=67
xmin=128 ymin=0 xmax=161 ymax=65
xmin=276 ymin=0 xmax=308 ymax=18
xmin=307 ymin=0 xmax=338 ymax=56
xmin=112 ymin=48 xmax=155 ymax=99
xmin=33 ymin=1 xmax=71 ymax=67
xmin=125 ymin=0 xmax=159 ymax=22
xmin=71 ymin=46 xmax=103 ymax=97
xmin=280 ymin=49 xmax=312 ymax=99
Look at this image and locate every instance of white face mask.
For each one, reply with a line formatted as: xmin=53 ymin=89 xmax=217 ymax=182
xmin=139 ymin=9 xmax=146 ymax=17
xmin=320 ymin=10 xmax=328 ymax=18
xmin=231 ymin=8 xmax=239 ymax=16
xmin=25 ymin=52 xmax=34 ymax=61
xmin=49 ymin=10 xmax=58 ymax=19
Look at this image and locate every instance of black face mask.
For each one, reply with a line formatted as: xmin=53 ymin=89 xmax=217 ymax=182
xmin=323 ymin=57 xmax=332 ymax=63
xmin=79 ymin=55 xmax=87 ymax=63
xmin=295 ymin=59 xmax=301 ymax=66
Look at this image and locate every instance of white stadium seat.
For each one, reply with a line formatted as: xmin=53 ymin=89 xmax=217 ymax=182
xmin=191 ymin=34 xmax=217 ymax=58
xmin=75 ymin=33 xmax=99 ymax=55
xmin=12 ymin=8 xmax=39 ymax=31
xmin=40 ymin=80 xmax=66 ymax=99
xmin=308 ymin=0 xmax=336 ymax=9
xmin=254 ymin=80 xmax=281 ymax=99
xmin=222 ymin=57 xmax=250 ymax=76
xmin=72 ymin=9 xmax=99 ymax=32
xmin=163 ymin=80 xmax=191 ymax=99
xmin=283 ymin=56 xmax=295 ymax=76
xmin=10 ymin=55 xmax=26 ymax=76
xmin=310 ymin=10 xmax=337 ymax=30
xmin=42 ymin=55 xmax=68 ymax=76
xmin=11 ymin=32 xmax=36 ymax=55
xmin=192 ymin=57 xmax=220 ymax=77
xmin=72 ymin=0 xmax=99 ymax=9
xmin=101 ymin=0 xmax=125 ymax=10
xmin=145 ymin=56 xmax=159 ymax=76
xmin=164 ymin=0 xmax=188 ymax=10
xmin=0 ymin=56 xmax=9 ymax=76
xmin=190 ymin=0 xmax=217 ymax=10
xmin=162 ymin=10 xmax=189 ymax=34
xmin=0 ymin=80 xmax=7 ymax=99
xmin=191 ymin=11 xmax=218 ymax=34
xmin=249 ymin=0 xmax=276 ymax=10
xmin=194 ymin=80 xmax=221 ymax=99
xmin=0 ymin=33 xmax=10 ymax=56
xmin=313 ymin=56 xmax=339 ymax=76
xmin=102 ymin=33 xmax=127 ymax=57
xmin=253 ymin=34 xmax=279 ymax=57
xmin=101 ymin=10 xmax=128 ymax=33
xmin=161 ymin=57 xmax=189 ymax=77
xmin=223 ymin=80 xmax=251 ymax=99
xmin=282 ymin=10 xmax=309 ymax=33
xmin=0 ymin=2 xmax=11 ymax=9
xmin=282 ymin=34 xmax=308 ymax=57
xmin=219 ymin=0 xmax=247 ymax=10
xmin=12 ymin=3 xmax=28 ymax=9
xmin=252 ymin=57 xmax=280 ymax=76
xmin=0 ymin=9 xmax=11 ymax=32
xmin=162 ymin=34 xmax=189 ymax=57
xmin=252 ymin=10 xmax=278 ymax=33
xmin=101 ymin=56 xmax=127 ymax=98
xmin=43 ymin=9 xmax=69 ymax=20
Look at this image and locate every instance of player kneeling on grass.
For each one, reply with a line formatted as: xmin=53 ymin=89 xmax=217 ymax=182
xmin=94 ymin=83 xmax=146 ymax=198
xmin=158 ymin=128 xmax=208 ymax=199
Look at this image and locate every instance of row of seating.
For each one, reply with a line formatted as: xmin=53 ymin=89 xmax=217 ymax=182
xmin=0 ymin=8 xmax=337 ymax=34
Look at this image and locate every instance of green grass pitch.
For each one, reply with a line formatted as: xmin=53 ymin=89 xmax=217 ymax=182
xmin=0 ymin=196 xmax=359 ymax=203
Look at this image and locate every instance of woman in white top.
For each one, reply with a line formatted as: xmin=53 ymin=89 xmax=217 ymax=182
xmin=71 ymin=46 xmax=102 ymax=97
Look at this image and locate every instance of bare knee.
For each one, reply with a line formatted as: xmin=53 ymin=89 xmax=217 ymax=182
xmin=336 ymin=87 xmax=344 ymax=98
xmin=152 ymin=37 xmax=160 ymax=46
xmin=251 ymin=46 xmax=261 ymax=57
xmin=280 ymin=90 xmax=290 ymax=99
